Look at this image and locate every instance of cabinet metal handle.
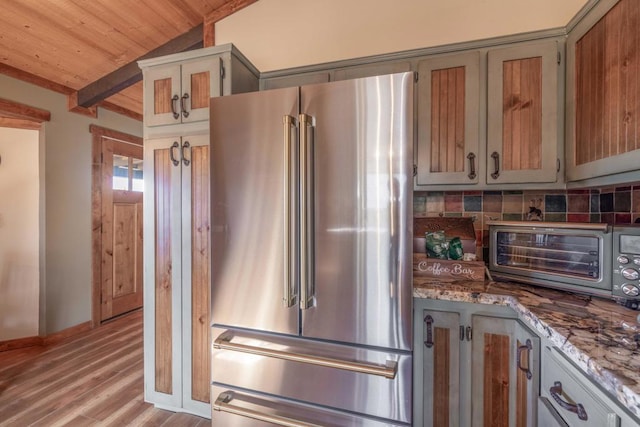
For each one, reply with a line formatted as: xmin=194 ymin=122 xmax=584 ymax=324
xmin=282 ymin=115 xmax=297 ymax=308
xmin=467 ymin=152 xmax=477 ymax=180
xmin=214 ymin=391 xmax=321 ymax=427
xmin=181 ymin=93 xmax=190 ymax=118
xmin=516 ymin=339 xmax=533 ymax=380
xmin=549 ymin=381 xmax=588 ymax=421
xmin=299 ymin=113 xmax=315 ymax=310
xmin=459 ymin=325 xmax=465 ymax=341
xmin=171 ymin=94 xmax=180 ymax=119
xmin=181 ymin=141 xmax=190 ymax=166
xmin=169 ymin=141 xmax=180 ymax=166
xmin=219 ymin=57 xmax=225 ymax=96
xmin=424 ymin=314 xmax=434 ymax=348
xmin=490 ymin=151 xmax=500 ymax=179
xmin=465 ymin=326 xmax=472 ymax=341
xmin=214 ymin=333 xmax=398 ymax=379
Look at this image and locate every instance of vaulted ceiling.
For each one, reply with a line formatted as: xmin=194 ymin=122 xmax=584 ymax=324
xmin=0 ymin=0 xmax=256 ymax=121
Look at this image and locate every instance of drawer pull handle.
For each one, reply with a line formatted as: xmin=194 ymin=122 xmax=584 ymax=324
xmin=424 ymin=314 xmax=434 ymax=348
xmin=214 ymin=332 xmax=397 ymax=379
xmin=549 ymin=381 xmax=588 ymax=421
xmin=517 ymin=339 xmax=533 ymax=380
xmin=214 ymin=391 xmax=321 ymax=427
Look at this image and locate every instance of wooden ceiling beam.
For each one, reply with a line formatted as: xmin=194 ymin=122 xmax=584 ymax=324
xmin=203 ymin=0 xmax=258 ymax=47
xmin=76 ymin=24 xmax=205 ymax=108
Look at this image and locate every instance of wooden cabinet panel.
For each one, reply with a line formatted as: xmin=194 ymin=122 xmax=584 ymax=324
xmin=575 ymin=0 xmax=640 ymax=165
xmin=566 ymin=0 xmax=640 ymax=183
xmin=501 ymin=57 xmax=543 ymax=171
xmin=487 ymin=40 xmax=559 ymax=184
xmin=416 ymin=52 xmax=480 ymax=186
xmin=153 ymin=147 xmax=175 ymax=395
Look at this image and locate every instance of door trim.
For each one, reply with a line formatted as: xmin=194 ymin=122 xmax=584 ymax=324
xmin=90 ymin=125 xmax=143 ymax=327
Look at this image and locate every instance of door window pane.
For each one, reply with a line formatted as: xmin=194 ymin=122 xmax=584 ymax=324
xmin=113 ymin=154 xmax=143 ymax=192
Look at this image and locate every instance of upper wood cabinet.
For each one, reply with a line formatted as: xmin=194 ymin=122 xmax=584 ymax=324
xmin=487 ymin=40 xmax=561 ymax=185
xmin=414 ymin=40 xmax=562 ymax=190
xmin=139 ymin=44 xmax=259 ymax=131
xmin=566 ymin=0 xmax=640 ymax=184
xmin=415 ymin=52 xmax=481 ymax=186
xmin=333 ymin=60 xmax=412 ymax=81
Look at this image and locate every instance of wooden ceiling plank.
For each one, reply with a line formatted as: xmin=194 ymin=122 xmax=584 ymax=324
xmin=77 ymin=24 xmax=204 ymax=108
xmin=0 ymin=98 xmax=51 ymax=122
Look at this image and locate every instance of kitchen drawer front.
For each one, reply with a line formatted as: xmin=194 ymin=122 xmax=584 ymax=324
xmin=211 ymin=385 xmax=407 ymax=427
xmin=538 ymin=396 xmax=569 ymax=427
xmin=541 ymin=346 xmax=620 ymax=426
xmin=212 ymin=327 xmax=412 ymax=424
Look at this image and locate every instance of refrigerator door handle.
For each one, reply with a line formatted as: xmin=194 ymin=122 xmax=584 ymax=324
xmin=214 ymin=391 xmax=322 ymax=427
xmin=283 ymin=115 xmax=298 ymax=308
xmin=299 ymin=113 xmax=315 ymax=310
xmin=214 ymin=333 xmax=398 ymax=379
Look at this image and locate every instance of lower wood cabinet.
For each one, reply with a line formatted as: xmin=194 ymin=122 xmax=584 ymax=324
xmin=143 ymin=134 xmax=211 ymax=418
xmin=413 ymin=299 xmax=540 ymax=427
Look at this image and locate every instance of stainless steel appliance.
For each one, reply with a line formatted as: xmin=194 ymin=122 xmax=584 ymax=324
xmin=210 ymin=72 xmax=414 ymax=426
xmin=488 ymin=221 xmax=640 ymax=308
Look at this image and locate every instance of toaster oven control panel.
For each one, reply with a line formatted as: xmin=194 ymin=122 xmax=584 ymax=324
xmin=612 ymin=226 xmax=640 ymax=308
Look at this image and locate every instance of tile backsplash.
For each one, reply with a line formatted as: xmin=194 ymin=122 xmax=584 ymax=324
xmin=413 ymin=185 xmax=640 ymax=260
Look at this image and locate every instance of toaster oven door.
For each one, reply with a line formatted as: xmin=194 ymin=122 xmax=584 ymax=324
xmin=489 ymin=226 xmax=612 ymax=292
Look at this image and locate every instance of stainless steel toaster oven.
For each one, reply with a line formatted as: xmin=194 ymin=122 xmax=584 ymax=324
xmin=488 ymin=221 xmax=640 ymax=309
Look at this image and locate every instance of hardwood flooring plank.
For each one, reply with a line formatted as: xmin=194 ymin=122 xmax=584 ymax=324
xmin=0 ymin=310 xmax=207 ymax=427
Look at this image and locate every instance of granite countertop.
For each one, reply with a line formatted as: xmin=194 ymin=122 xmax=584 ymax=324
xmin=413 ymin=277 xmax=640 ymax=419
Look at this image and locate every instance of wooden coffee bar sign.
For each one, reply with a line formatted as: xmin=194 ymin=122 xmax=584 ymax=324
xmin=413 ymin=254 xmax=485 ymax=281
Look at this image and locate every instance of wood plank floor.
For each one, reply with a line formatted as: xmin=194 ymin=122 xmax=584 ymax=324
xmin=0 ymin=310 xmax=209 ymax=426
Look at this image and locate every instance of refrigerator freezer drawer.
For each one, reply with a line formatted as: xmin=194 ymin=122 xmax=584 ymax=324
xmin=212 ymin=327 xmax=412 ymax=424
xmin=211 ymin=385 xmax=409 ymax=427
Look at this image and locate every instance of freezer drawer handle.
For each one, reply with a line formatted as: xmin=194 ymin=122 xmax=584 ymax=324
xmin=214 ymin=391 xmax=322 ymax=427
xmin=214 ymin=334 xmax=398 ymax=379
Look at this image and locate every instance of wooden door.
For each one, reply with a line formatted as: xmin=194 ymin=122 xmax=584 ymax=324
xmin=419 ymin=309 xmax=461 ymax=427
xmin=416 ymin=52 xmax=481 ymax=186
xmin=486 ymin=40 xmax=559 ymax=184
xmin=101 ymin=139 xmax=144 ymax=321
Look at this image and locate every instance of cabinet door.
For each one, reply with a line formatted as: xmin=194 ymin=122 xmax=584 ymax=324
xmin=144 ymin=65 xmax=182 ymax=127
xmin=417 ymin=309 xmax=461 ymax=427
xmin=181 ymin=58 xmax=221 ymax=124
xmin=415 ymin=52 xmax=480 ymax=186
xmin=566 ymin=0 xmax=640 ymax=182
xmin=143 ymin=135 xmax=211 ymax=418
xmin=487 ymin=40 xmax=559 ymax=184
xmin=180 ymin=134 xmax=211 ymax=415
xmin=143 ymin=137 xmax=184 ymax=408
xmin=471 ymin=316 xmax=539 ymax=427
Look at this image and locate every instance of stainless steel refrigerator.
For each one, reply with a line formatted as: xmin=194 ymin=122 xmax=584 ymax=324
xmin=210 ymin=72 xmax=414 ymax=426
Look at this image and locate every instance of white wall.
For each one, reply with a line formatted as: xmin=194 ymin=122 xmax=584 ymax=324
xmin=216 ymin=0 xmax=589 ymax=72
xmin=0 ymin=74 xmax=143 ymax=334
xmin=0 ymin=127 xmax=40 ymax=341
